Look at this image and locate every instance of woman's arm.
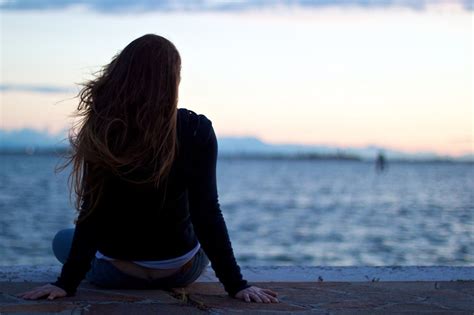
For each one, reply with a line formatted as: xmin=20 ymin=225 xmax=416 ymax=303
xmin=18 ymin=204 xmax=99 ymax=300
xmin=187 ymin=118 xmax=279 ymax=303
xmin=50 ymin=211 xmax=99 ymax=296
xmin=187 ymin=116 xmax=251 ymax=297
xmin=50 ymin=164 xmax=100 ymax=296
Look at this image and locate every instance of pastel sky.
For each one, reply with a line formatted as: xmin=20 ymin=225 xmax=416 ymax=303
xmin=1 ymin=1 xmax=472 ymax=156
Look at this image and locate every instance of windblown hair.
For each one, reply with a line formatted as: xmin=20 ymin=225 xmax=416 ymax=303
xmin=58 ymin=34 xmax=181 ymax=224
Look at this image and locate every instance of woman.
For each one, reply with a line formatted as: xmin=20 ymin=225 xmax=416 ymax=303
xmin=18 ymin=34 xmax=279 ymax=304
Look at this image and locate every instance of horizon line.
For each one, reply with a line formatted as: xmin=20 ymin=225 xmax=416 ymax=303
xmin=0 ymin=128 xmax=472 ymax=159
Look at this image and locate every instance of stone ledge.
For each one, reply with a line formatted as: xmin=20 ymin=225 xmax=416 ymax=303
xmin=1 ymin=266 xmax=473 ymax=314
xmin=1 ymin=281 xmax=473 ymax=314
xmin=0 ymin=265 xmax=472 ymax=283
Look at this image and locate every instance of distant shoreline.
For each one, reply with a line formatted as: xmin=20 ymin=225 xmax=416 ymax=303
xmin=1 ymin=147 xmax=472 ymax=164
xmin=219 ymin=154 xmax=472 ymax=164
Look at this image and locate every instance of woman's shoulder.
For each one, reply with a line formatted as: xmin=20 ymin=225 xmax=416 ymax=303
xmin=178 ymin=108 xmax=213 ymax=144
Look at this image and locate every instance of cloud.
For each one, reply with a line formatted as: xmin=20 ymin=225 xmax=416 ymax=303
xmin=0 ymin=84 xmax=76 ymax=94
xmin=1 ymin=0 xmax=472 ymax=12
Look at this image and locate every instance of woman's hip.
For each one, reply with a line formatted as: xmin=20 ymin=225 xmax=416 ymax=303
xmin=85 ymin=248 xmax=210 ymax=289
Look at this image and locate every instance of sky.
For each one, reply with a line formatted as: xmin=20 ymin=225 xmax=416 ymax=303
xmin=1 ymin=0 xmax=473 ymax=156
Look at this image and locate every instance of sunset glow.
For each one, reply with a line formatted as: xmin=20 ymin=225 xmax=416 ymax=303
xmin=1 ymin=5 xmax=472 ymax=156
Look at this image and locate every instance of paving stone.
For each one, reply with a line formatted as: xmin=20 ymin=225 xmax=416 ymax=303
xmin=0 ymin=302 xmax=81 ymax=314
xmin=349 ymin=281 xmax=474 ymax=311
xmin=334 ymin=282 xmax=438 ymax=306
xmin=1 ymin=281 xmax=473 ymax=314
xmin=90 ymin=288 xmax=180 ymax=303
xmin=436 ymin=280 xmax=474 ymax=296
xmin=191 ymin=295 xmax=309 ymax=313
xmin=174 ymin=282 xmax=227 ymax=295
xmin=213 ymin=310 xmax=326 ymax=315
xmin=82 ymin=303 xmax=206 ymax=315
xmin=0 ymin=293 xmax=22 ymax=304
xmin=418 ymin=289 xmax=474 ymax=311
xmin=178 ymin=282 xmax=309 ymax=312
xmin=266 ymin=282 xmax=372 ymax=309
xmin=376 ymin=302 xmax=465 ymax=312
xmin=333 ymin=310 xmax=470 ymax=315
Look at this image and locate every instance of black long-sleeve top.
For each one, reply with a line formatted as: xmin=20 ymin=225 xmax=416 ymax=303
xmin=51 ymin=108 xmax=250 ymax=297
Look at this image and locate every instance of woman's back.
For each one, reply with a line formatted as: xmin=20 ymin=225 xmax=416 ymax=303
xmin=52 ymin=107 xmax=252 ymax=297
xmin=90 ymin=108 xmax=209 ymax=261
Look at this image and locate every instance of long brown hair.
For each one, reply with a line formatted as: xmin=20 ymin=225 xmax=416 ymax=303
xmin=58 ymin=34 xmax=181 ymax=224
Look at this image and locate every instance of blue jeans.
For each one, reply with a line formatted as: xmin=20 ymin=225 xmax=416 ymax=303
xmin=52 ymin=228 xmax=210 ymax=290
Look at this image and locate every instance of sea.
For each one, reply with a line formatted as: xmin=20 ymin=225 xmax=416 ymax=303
xmin=1 ymin=154 xmax=473 ymax=266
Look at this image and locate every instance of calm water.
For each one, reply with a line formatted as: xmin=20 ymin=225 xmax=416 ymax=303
xmin=1 ymin=154 xmax=473 ymax=266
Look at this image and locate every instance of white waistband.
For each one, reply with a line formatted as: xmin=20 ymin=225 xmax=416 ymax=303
xmin=95 ymin=241 xmax=201 ymax=269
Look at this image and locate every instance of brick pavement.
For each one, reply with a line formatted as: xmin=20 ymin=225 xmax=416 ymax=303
xmin=1 ymin=280 xmax=473 ymax=314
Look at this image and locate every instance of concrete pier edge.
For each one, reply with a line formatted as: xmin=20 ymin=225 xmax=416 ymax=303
xmin=1 ymin=266 xmax=473 ymax=314
xmin=1 ymin=265 xmax=473 ymax=283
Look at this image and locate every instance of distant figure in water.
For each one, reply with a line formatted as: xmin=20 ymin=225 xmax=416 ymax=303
xmin=17 ymin=34 xmax=278 ymax=304
xmin=375 ymin=151 xmax=387 ymax=173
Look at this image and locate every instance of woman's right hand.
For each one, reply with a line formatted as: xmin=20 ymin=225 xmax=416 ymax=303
xmin=17 ymin=283 xmax=67 ymax=300
xmin=235 ymin=286 xmax=279 ymax=303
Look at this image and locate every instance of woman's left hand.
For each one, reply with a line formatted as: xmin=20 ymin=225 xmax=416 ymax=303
xmin=235 ymin=285 xmax=279 ymax=303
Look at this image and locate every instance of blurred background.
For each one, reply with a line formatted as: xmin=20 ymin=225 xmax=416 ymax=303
xmin=1 ymin=0 xmax=473 ymax=267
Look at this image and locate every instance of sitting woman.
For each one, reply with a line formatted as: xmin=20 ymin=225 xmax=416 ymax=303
xmin=18 ymin=34 xmax=279 ymax=304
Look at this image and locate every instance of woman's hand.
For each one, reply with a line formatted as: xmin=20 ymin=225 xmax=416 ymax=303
xmin=235 ymin=286 xmax=279 ymax=303
xmin=17 ymin=283 xmax=67 ymax=300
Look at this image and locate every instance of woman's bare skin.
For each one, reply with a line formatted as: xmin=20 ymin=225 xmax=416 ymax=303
xmin=109 ymin=259 xmax=189 ymax=280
